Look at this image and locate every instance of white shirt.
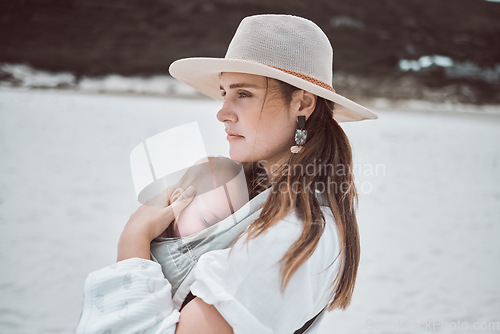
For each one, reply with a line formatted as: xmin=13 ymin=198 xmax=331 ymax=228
xmin=76 ymin=207 xmax=340 ymax=334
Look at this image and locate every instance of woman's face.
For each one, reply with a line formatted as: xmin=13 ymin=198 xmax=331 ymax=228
xmin=217 ymin=73 xmax=296 ymax=168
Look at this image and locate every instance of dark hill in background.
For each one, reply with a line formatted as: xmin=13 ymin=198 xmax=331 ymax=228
xmin=1 ymin=0 xmax=499 ymax=103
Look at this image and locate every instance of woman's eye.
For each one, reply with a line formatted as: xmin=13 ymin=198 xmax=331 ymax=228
xmin=238 ymin=91 xmax=251 ymax=98
xmin=219 ymin=90 xmax=251 ymax=99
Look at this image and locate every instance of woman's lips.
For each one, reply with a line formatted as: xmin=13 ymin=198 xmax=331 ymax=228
xmin=226 ymin=131 xmax=244 ymax=141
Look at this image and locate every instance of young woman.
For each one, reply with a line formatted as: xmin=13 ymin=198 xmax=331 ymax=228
xmin=77 ymin=14 xmax=377 ymax=334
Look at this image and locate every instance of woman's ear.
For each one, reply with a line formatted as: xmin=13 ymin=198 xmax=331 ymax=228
xmin=291 ymin=90 xmax=317 ymax=120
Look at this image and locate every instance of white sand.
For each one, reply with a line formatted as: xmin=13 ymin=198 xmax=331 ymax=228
xmin=0 ymin=88 xmax=499 ymax=333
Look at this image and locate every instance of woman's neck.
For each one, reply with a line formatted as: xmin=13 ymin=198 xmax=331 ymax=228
xmin=259 ymin=153 xmax=290 ymax=179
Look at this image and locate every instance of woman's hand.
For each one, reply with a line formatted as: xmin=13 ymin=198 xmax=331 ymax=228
xmin=117 ymin=186 xmax=196 ymax=262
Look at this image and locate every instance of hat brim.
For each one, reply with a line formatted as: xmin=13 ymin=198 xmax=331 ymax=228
xmin=169 ymin=58 xmax=378 ymax=122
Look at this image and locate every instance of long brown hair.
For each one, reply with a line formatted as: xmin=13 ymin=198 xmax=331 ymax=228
xmin=243 ymin=80 xmax=360 ymax=311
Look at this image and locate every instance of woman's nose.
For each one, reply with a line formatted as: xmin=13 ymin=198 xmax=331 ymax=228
xmin=216 ymin=101 xmax=236 ymax=123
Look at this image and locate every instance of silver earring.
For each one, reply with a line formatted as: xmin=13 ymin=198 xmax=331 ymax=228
xmin=291 ymin=116 xmax=307 ymax=154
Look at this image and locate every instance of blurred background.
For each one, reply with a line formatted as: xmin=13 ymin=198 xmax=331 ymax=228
xmin=1 ymin=0 xmax=500 ymax=102
xmin=1 ymin=1 xmax=500 ymax=333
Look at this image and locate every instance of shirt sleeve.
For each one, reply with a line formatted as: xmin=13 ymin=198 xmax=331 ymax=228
xmin=190 ymin=208 xmax=341 ymax=334
xmin=76 ymin=257 xmax=180 ymax=334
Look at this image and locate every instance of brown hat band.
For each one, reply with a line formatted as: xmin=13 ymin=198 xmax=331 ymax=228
xmin=268 ymin=64 xmax=336 ymax=93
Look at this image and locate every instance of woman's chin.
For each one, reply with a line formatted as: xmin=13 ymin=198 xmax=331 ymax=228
xmin=228 ymin=146 xmax=248 ymax=162
xmin=228 ymin=151 xmax=245 ymax=162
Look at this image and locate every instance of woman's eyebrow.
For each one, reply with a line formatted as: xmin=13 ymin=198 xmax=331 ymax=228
xmin=219 ymin=83 xmax=261 ymax=90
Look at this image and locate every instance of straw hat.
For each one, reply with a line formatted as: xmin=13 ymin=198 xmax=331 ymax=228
xmin=169 ymin=14 xmax=378 ymax=122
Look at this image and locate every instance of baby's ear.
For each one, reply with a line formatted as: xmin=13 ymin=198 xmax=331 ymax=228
xmin=170 ymin=188 xmax=184 ymax=204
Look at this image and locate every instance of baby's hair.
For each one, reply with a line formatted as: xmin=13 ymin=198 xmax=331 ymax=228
xmin=177 ymin=156 xmax=246 ymax=197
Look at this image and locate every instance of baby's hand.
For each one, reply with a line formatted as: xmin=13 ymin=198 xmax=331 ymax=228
xmin=117 ymin=186 xmax=196 ymax=261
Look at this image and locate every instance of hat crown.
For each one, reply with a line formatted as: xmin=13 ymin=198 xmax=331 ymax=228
xmin=225 ymin=14 xmax=333 ymax=86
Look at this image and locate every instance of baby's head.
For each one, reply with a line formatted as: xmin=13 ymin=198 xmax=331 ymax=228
xmin=169 ymin=156 xmax=249 ymax=237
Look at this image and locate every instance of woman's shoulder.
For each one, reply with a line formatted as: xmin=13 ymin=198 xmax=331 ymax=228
xmin=193 ymin=205 xmax=339 ymax=274
xmin=255 ymin=205 xmax=339 ymax=249
xmin=282 ymin=205 xmax=340 ymax=262
xmin=222 ymin=205 xmax=340 ymax=271
xmin=191 ymin=205 xmax=340 ymax=333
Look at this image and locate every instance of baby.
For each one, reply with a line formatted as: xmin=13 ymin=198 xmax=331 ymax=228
xmin=165 ymin=156 xmax=249 ymax=237
xmin=150 ymin=156 xmax=252 ymax=305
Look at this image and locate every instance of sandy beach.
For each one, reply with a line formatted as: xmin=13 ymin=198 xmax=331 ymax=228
xmin=0 ymin=88 xmax=499 ymax=333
